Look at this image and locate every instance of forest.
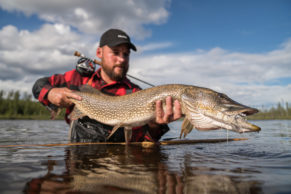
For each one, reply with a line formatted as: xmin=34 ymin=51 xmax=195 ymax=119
xmin=0 ymin=90 xmax=65 ymax=120
xmin=0 ymin=90 xmax=290 ymax=120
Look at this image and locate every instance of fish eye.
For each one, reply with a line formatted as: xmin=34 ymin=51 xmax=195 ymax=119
xmin=218 ymin=93 xmax=231 ymax=104
xmin=218 ymin=93 xmax=225 ymax=98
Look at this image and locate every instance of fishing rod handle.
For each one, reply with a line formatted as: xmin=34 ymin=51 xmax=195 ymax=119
xmin=74 ymin=51 xmax=102 ymax=65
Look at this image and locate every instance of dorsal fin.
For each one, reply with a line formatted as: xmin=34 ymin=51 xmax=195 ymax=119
xmin=78 ymin=84 xmax=103 ymax=95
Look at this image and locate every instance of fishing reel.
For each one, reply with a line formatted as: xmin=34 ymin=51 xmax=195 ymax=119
xmin=76 ymin=57 xmax=96 ymax=77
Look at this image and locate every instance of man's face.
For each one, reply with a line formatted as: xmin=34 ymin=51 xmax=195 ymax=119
xmin=97 ymin=44 xmax=130 ymax=82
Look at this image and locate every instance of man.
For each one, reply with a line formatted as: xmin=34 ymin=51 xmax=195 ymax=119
xmin=32 ymin=29 xmax=182 ymax=143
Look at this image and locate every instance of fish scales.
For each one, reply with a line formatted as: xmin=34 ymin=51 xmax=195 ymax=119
xmin=71 ymin=84 xmax=184 ymax=126
xmin=68 ymin=84 xmax=260 ymax=143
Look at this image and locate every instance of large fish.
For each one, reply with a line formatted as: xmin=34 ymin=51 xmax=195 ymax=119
xmin=69 ymin=84 xmax=260 ymax=143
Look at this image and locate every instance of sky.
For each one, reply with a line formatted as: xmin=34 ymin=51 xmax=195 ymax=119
xmin=0 ymin=0 xmax=290 ymax=108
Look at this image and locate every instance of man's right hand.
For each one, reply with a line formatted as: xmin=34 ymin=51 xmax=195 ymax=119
xmin=47 ymin=88 xmax=82 ymax=108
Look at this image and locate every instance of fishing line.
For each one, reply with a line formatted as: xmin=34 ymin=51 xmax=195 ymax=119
xmin=227 ymin=129 xmax=229 ymax=144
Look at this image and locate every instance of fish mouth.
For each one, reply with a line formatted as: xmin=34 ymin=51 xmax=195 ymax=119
xmin=194 ymin=107 xmax=261 ymax=133
xmin=228 ymin=107 xmax=261 ymax=133
xmin=181 ymin=89 xmax=261 ymax=134
xmin=237 ymin=107 xmax=259 ymax=115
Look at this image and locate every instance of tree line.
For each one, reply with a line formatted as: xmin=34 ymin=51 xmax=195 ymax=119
xmin=248 ymin=102 xmax=291 ymax=120
xmin=0 ymin=90 xmax=64 ymax=120
xmin=0 ymin=90 xmax=290 ymax=120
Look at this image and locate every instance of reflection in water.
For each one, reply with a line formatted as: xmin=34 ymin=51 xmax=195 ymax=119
xmin=24 ymin=145 xmax=262 ymax=194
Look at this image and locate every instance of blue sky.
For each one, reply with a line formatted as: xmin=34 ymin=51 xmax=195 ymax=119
xmin=0 ymin=9 xmax=42 ymax=30
xmin=0 ymin=0 xmax=290 ymax=107
xmin=139 ymin=0 xmax=291 ymax=53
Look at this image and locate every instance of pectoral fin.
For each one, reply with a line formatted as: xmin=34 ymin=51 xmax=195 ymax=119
xmin=107 ymin=123 xmax=123 ymax=140
xmin=50 ymin=108 xmax=61 ymax=120
xmin=180 ymin=118 xmax=194 ymax=138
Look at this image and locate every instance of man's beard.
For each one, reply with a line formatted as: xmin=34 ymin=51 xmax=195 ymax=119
xmin=102 ymin=63 xmax=128 ymax=81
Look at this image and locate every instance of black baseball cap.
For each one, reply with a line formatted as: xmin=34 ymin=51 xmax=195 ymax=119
xmin=99 ymin=29 xmax=137 ymax=51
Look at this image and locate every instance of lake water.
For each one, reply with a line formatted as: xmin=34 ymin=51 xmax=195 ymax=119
xmin=0 ymin=119 xmax=290 ymax=194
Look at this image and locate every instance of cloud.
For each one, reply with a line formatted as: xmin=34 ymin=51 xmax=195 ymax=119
xmin=0 ymin=23 xmax=98 ymax=94
xmin=130 ymin=39 xmax=291 ymax=106
xmin=137 ymin=42 xmax=173 ymax=52
xmin=0 ymin=0 xmax=290 ymax=107
xmin=0 ymin=24 xmax=97 ymax=76
xmin=0 ymin=0 xmax=170 ymax=39
xmin=0 ymin=22 xmax=290 ymax=106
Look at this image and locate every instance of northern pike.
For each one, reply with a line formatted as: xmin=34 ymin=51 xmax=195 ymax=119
xmin=69 ymin=84 xmax=260 ymax=143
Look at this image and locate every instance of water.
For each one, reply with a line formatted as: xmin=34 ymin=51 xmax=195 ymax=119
xmin=0 ymin=120 xmax=290 ymax=194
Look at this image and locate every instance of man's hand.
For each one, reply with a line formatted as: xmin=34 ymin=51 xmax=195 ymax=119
xmin=47 ymin=88 xmax=82 ymax=108
xmin=155 ymin=96 xmax=182 ymax=124
xmin=146 ymin=96 xmax=182 ymax=141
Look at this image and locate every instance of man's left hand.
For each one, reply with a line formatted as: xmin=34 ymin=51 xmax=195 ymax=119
xmin=155 ymin=96 xmax=182 ymax=124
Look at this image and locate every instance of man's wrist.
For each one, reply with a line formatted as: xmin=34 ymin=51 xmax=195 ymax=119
xmin=147 ymin=121 xmax=170 ymax=142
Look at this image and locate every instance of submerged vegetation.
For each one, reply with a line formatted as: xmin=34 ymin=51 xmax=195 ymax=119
xmin=0 ymin=90 xmax=290 ymax=120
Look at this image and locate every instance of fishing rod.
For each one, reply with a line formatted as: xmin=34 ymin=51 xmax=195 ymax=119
xmin=0 ymin=138 xmax=248 ymax=149
xmin=74 ymin=51 xmax=155 ymax=87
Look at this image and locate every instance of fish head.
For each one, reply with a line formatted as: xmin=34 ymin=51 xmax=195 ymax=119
xmin=181 ymin=87 xmax=261 ymax=133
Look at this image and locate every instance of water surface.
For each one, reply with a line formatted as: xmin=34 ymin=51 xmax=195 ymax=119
xmin=0 ymin=120 xmax=290 ymax=193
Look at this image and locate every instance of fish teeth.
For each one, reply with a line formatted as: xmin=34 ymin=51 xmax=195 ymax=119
xmin=239 ymin=113 xmax=246 ymax=117
xmin=235 ymin=115 xmax=241 ymax=119
xmin=235 ymin=113 xmax=246 ymax=119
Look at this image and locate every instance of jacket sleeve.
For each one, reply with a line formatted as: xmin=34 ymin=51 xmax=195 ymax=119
xmin=32 ymin=69 xmax=81 ymax=109
xmin=32 ymin=77 xmax=53 ymax=107
xmin=147 ymin=124 xmax=170 ymax=142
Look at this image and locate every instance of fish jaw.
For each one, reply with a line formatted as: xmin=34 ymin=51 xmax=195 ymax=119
xmin=184 ymin=108 xmax=261 ymax=134
xmin=196 ymin=105 xmax=261 ymax=133
xmin=212 ymin=92 xmax=261 ymax=133
xmin=237 ymin=123 xmax=261 ymax=133
xmin=230 ymin=108 xmax=261 ymax=133
xmin=181 ymin=87 xmax=261 ymax=134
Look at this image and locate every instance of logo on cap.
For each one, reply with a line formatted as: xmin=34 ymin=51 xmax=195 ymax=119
xmin=118 ymin=34 xmax=128 ymax=39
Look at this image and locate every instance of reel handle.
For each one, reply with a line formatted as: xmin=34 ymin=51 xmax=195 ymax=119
xmin=74 ymin=51 xmax=102 ymax=65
